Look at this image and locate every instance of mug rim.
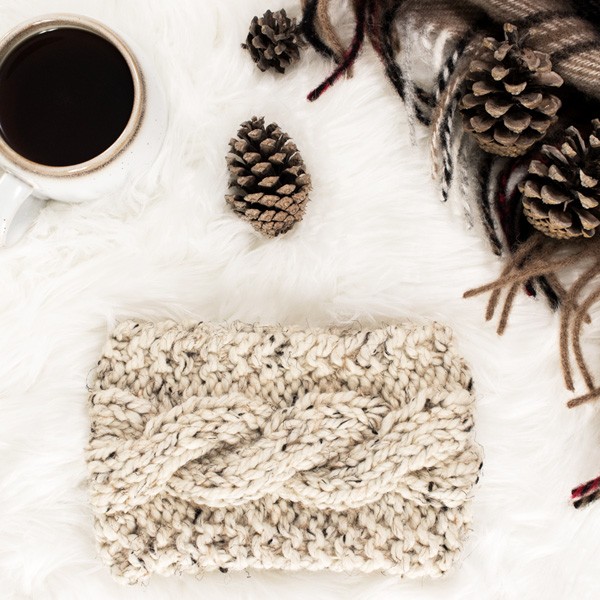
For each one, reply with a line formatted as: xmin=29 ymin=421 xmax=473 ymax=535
xmin=0 ymin=14 xmax=145 ymax=178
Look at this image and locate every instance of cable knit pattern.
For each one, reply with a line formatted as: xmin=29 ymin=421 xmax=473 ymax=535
xmin=86 ymin=320 xmax=482 ymax=585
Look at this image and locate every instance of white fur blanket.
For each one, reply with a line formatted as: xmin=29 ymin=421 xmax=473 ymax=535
xmin=0 ymin=1 xmax=598 ymax=599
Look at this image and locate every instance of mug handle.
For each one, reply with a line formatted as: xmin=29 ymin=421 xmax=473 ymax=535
xmin=0 ymin=171 xmax=35 ymax=248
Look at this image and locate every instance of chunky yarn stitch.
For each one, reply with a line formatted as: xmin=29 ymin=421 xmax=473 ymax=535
xmin=87 ymin=320 xmax=482 ymax=585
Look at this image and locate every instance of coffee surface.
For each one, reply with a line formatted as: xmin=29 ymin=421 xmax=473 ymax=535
xmin=0 ymin=27 xmax=135 ymax=167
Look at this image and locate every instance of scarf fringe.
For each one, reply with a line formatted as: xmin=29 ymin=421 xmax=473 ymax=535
xmin=464 ymin=235 xmax=600 ymax=406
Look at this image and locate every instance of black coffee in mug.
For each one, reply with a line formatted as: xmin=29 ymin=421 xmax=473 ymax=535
xmin=0 ymin=27 xmax=135 ymax=167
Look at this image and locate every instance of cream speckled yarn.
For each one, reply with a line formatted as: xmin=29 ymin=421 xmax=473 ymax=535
xmin=86 ymin=320 xmax=482 ymax=585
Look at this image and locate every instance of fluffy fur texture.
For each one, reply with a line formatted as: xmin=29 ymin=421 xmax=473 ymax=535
xmin=0 ymin=1 xmax=599 ymax=599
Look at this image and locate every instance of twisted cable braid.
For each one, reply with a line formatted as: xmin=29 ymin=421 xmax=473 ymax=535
xmin=87 ymin=320 xmax=481 ymax=584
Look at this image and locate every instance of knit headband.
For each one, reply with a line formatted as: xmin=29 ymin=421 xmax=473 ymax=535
xmin=87 ymin=320 xmax=482 ymax=584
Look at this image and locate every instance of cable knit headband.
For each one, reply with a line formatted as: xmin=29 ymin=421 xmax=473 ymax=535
xmin=86 ymin=320 xmax=482 ymax=584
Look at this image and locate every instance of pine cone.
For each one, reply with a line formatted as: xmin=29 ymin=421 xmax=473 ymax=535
xmin=242 ymin=9 xmax=302 ymax=74
xmin=226 ymin=117 xmax=311 ymax=238
xmin=520 ymin=121 xmax=600 ymax=240
xmin=460 ymin=23 xmax=564 ymax=157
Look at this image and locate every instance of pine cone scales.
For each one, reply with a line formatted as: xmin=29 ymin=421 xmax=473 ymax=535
xmin=243 ymin=9 xmax=302 ymax=74
xmin=226 ymin=117 xmax=311 ymax=237
xmin=461 ymin=23 xmax=564 ymax=157
xmin=520 ymin=121 xmax=600 ymax=240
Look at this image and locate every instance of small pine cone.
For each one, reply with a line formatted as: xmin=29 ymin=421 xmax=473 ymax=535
xmin=226 ymin=117 xmax=311 ymax=238
xmin=242 ymin=9 xmax=302 ymax=74
xmin=460 ymin=23 xmax=564 ymax=157
xmin=520 ymin=121 xmax=600 ymax=240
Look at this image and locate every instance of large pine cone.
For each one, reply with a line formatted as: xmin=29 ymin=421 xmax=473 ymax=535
xmin=460 ymin=23 xmax=563 ymax=157
xmin=520 ymin=121 xmax=600 ymax=240
xmin=242 ymin=9 xmax=302 ymax=74
xmin=226 ymin=117 xmax=311 ymax=238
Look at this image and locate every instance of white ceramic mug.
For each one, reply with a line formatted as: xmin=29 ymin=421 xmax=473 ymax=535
xmin=0 ymin=14 xmax=168 ymax=247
